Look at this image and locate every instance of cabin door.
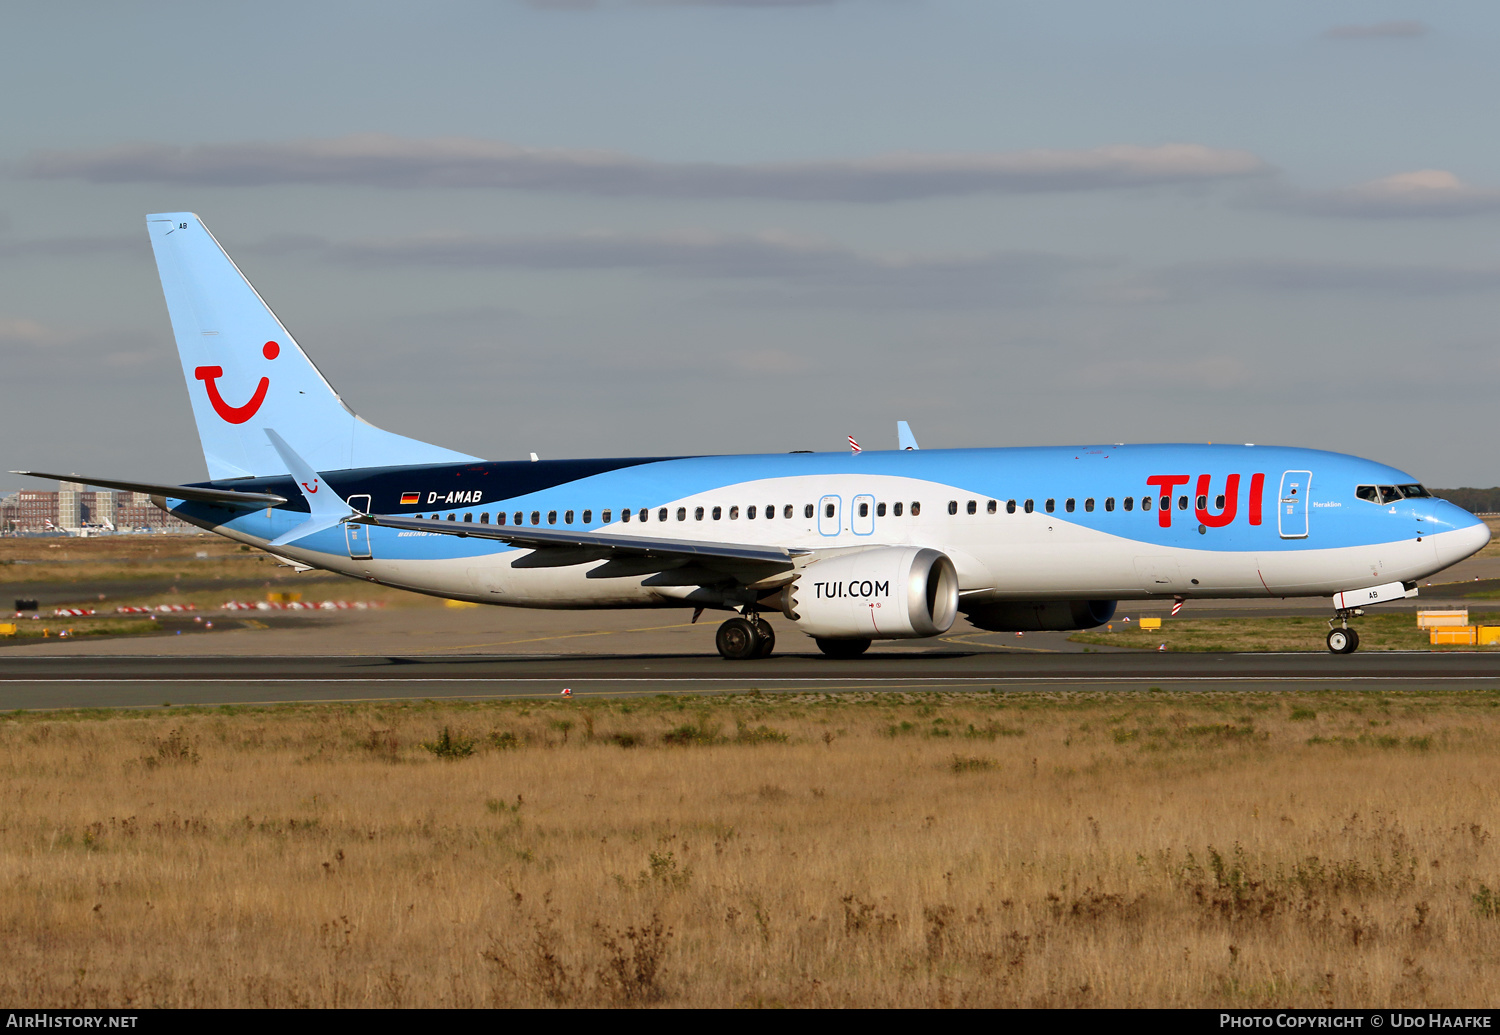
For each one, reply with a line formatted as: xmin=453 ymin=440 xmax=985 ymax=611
xmin=345 ymin=495 xmax=373 ymax=558
xmin=1278 ymin=472 xmax=1310 ymax=539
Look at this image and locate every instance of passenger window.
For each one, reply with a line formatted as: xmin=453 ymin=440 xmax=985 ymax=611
xmin=1024 ymin=499 xmax=1034 ymax=514
xmin=640 ymin=508 xmax=649 ymax=522
xmin=748 ymin=505 xmax=757 ymax=519
xmin=498 ymin=512 xmax=507 ymax=525
xmin=824 ymin=503 xmax=835 ymax=518
xmin=530 ymin=511 xmax=540 ymax=525
xmin=547 ymin=511 xmax=557 ymax=525
xmin=1123 ymin=497 xmax=1132 ymax=512
xmin=948 ymin=500 xmax=958 ymax=515
xmin=1178 ymin=496 xmax=1188 ymax=510
xmin=563 ymin=510 xmax=573 ymax=524
xmin=1104 ymin=497 xmax=1114 ymax=512
xmin=658 ymin=507 xmax=668 ymax=522
xmin=783 ymin=504 xmax=793 ymax=519
xmin=1142 ymin=497 xmax=1152 ymax=512
xmin=1045 ymin=499 xmax=1055 ymax=513
xmin=967 ymin=500 xmax=977 ymax=515
xmin=987 ymin=500 xmax=997 ymax=514
xmin=911 ymin=502 xmax=921 ymax=516
xmin=765 ymin=503 xmax=775 ymax=519
xmin=1159 ymin=496 xmax=1169 ymax=510
xmin=447 ymin=513 xmax=456 ymax=521
xmin=514 ymin=511 xmax=523 ymax=525
xmin=804 ymin=504 xmax=814 ymax=519
xmin=1006 ymin=500 xmax=1016 ymax=514
xmin=622 ymin=509 xmax=631 ymax=523
xmin=877 ymin=502 xmax=886 ymax=517
xmin=713 ymin=506 xmax=722 ymax=520
xmin=695 ymin=506 xmax=704 ymax=520
xmin=601 ymin=510 xmax=611 ymax=523
xmin=582 ymin=510 xmax=591 ymax=524
xmin=480 ymin=512 xmax=489 ymax=524
xmin=1084 ymin=498 xmax=1094 ymax=513
xmin=730 ymin=506 xmax=740 ymax=519
xmin=1215 ymin=495 xmax=1224 ymax=510
xmin=677 ymin=507 xmax=686 ymax=521
xmin=463 ymin=513 xmax=473 ymax=522
xmin=858 ymin=502 xmax=869 ymax=518
xmin=1356 ymin=485 xmax=1379 ymax=503
xmin=1196 ymin=495 xmax=1206 ymax=510
xmin=893 ymin=502 xmax=904 ymax=517
xmin=1065 ymin=499 xmax=1075 ymax=513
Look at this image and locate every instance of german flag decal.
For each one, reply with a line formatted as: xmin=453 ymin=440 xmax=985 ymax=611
xmin=400 ymin=492 xmax=421 ymax=506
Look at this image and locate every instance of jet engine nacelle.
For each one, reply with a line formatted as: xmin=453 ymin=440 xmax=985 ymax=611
xmin=961 ymin=599 xmax=1117 ymax=632
xmin=781 ymin=547 xmax=959 ymax=639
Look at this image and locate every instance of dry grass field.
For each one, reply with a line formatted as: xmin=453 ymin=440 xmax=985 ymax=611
xmin=4 ymin=691 xmax=1500 ymax=1008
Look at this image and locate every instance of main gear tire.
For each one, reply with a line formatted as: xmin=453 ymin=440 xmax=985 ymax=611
xmin=716 ymin=617 xmax=762 ymax=660
xmin=752 ymin=620 xmax=776 ymax=658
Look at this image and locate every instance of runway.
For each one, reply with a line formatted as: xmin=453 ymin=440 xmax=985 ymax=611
xmin=6 ymin=650 xmax=1500 ymax=709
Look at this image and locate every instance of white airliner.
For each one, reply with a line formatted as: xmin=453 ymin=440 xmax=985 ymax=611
xmin=16 ymin=214 xmax=1491 ymax=657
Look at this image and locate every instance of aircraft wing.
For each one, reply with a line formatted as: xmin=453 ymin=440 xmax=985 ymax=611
xmin=359 ymin=513 xmax=803 ymax=582
xmin=12 ymin=470 xmax=287 ymax=506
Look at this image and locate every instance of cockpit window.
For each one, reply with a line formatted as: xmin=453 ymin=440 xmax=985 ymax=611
xmin=1378 ymin=485 xmax=1404 ymax=504
xmin=1356 ymin=485 xmax=1379 ymax=504
xmin=1399 ymin=484 xmax=1430 ymax=498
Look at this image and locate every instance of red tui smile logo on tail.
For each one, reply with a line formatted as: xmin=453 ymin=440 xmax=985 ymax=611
xmin=195 ymin=341 xmax=279 ymax=424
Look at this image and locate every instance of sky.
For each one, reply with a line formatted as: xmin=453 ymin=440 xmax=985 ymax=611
xmin=3 ymin=1 xmax=1500 ymax=488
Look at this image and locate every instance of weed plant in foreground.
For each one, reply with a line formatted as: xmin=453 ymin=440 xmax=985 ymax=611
xmin=2 ymin=690 xmax=1500 ymax=1007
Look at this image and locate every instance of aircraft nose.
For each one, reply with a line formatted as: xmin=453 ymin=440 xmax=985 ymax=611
xmin=1434 ymin=508 xmax=1491 ymax=566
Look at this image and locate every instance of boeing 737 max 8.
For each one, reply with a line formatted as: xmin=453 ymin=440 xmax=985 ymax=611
xmin=16 ymin=214 xmax=1491 ymax=657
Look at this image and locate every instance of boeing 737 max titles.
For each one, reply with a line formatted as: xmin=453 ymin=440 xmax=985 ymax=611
xmin=16 ymin=214 xmax=1491 ymax=657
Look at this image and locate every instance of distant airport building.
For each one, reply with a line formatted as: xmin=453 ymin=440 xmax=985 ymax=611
xmin=0 ymin=487 xmax=196 ymax=535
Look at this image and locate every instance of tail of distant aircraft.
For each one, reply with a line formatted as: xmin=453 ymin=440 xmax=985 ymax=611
xmin=146 ymin=213 xmax=478 ymax=481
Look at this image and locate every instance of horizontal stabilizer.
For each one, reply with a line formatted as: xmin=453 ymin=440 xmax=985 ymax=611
xmin=11 ymin=470 xmax=285 ymax=506
xmin=268 ymin=513 xmax=349 ymax=548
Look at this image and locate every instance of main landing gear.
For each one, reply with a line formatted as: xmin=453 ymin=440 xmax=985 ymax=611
xmin=1327 ymin=608 xmax=1364 ymax=654
xmin=716 ymin=615 xmax=776 ymax=660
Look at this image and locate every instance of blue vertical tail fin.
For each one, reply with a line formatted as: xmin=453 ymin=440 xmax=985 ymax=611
xmin=147 ymin=213 xmax=479 ymax=480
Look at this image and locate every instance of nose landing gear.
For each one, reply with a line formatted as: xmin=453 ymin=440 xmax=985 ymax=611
xmin=715 ymin=614 xmax=777 ymax=660
xmin=1327 ymin=608 xmax=1364 ymax=654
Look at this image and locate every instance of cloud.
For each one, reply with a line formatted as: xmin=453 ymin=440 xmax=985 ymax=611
xmin=1257 ymin=169 xmax=1500 ymax=218
xmin=1156 ymin=258 xmax=1500 ymax=297
xmin=22 ymin=135 xmax=1269 ymax=202
xmin=0 ymin=318 xmax=63 ymax=347
xmin=526 ymin=0 xmax=853 ymax=7
xmin=0 ymin=235 xmax=140 ymax=260
xmin=1322 ymin=21 xmax=1427 ymax=39
xmin=308 ymin=228 xmax=1105 ymax=307
xmin=646 ymin=0 xmax=847 ymax=6
xmin=1077 ymin=355 xmax=1252 ymax=391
